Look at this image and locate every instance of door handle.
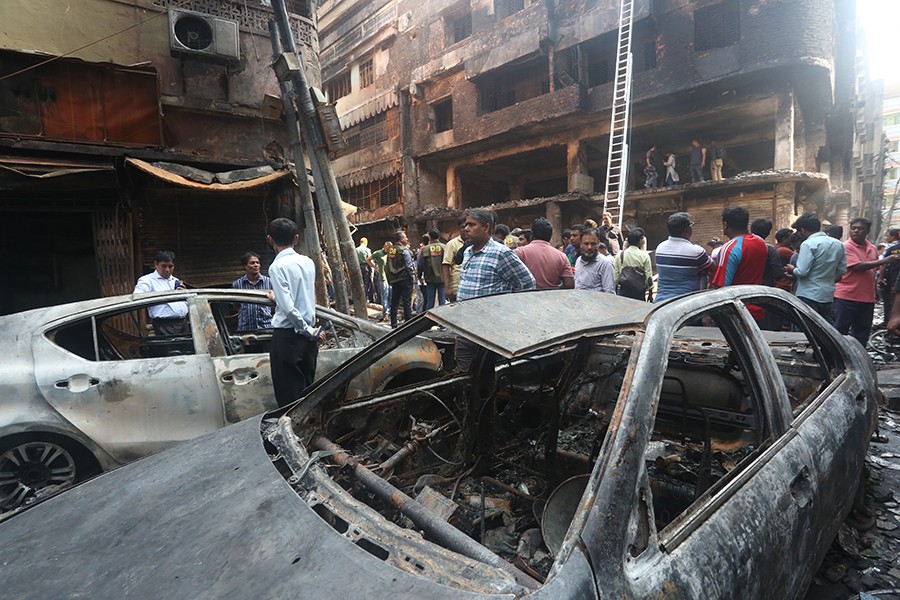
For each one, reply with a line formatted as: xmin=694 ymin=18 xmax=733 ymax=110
xmin=789 ymin=466 xmax=814 ymax=508
xmin=54 ymin=374 xmax=100 ymax=393
xmin=221 ymin=370 xmax=259 ymax=385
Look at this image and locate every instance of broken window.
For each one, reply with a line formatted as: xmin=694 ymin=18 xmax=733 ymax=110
xmin=478 ymin=57 xmax=550 ymax=114
xmin=341 ymin=174 xmax=402 ymax=211
xmin=694 ymin=0 xmax=740 ymax=52
xmin=359 ymin=57 xmax=375 ymax=89
xmin=737 ymin=297 xmax=842 ymax=418
xmin=494 ymin=0 xmax=525 ymax=20
xmin=445 ymin=10 xmax=472 ymax=46
xmin=432 ymin=98 xmax=453 ymax=133
xmin=50 ymin=303 xmax=196 ymax=362
xmin=326 ymin=72 xmax=351 ymax=102
xmin=643 ymin=307 xmax=770 ymax=541
xmin=636 ymin=40 xmax=658 ymax=72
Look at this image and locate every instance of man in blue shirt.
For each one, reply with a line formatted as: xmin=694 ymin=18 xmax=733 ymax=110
xmin=231 ymin=251 xmax=272 ymax=330
xmin=654 ymin=212 xmax=714 ymax=302
xmin=265 ymin=218 xmax=319 ymax=408
xmin=784 ymin=213 xmax=847 ymax=321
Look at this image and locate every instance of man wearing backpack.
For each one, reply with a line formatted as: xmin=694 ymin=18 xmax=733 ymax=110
xmin=614 ymin=228 xmax=653 ymax=301
xmin=709 ymin=139 xmax=726 ymax=181
xmin=417 ymin=229 xmax=447 ymax=309
xmin=386 ymin=230 xmax=417 ymax=328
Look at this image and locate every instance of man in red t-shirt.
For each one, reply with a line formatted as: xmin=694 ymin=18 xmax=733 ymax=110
xmin=515 ymin=217 xmax=574 ymax=289
xmin=711 ymin=206 xmax=769 ymax=320
xmin=834 ymin=217 xmax=900 ymax=346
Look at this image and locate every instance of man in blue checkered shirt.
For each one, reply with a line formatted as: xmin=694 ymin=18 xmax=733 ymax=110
xmin=231 ymin=251 xmax=273 ymax=330
xmin=457 ymin=209 xmax=536 ymax=300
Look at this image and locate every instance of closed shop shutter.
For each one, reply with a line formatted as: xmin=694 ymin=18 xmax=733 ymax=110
xmin=685 ymin=189 xmax=776 ymax=249
xmin=137 ymin=191 xmax=277 ymax=287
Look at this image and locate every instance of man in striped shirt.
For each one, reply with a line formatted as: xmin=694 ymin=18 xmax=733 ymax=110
xmin=231 ymin=251 xmax=273 ymax=330
xmin=654 ymin=212 xmax=714 ymax=302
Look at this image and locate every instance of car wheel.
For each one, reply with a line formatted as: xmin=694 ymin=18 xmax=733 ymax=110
xmin=0 ymin=438 xmax=84 ymax=512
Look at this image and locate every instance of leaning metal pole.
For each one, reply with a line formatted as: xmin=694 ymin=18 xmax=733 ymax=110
xmin=271 ymin=0 xmax=368 ymax=318
xmin=268 ymin=20 xmax=328 ymax=305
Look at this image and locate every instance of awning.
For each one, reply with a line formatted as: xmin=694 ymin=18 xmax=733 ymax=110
xmin=336 ymin=159 xmax=402 ymax=188
xmin=340 ymin=90 xmax=399 ymax=129
xmin=125 ymin=158 xmax=292 ymax=191
xmin=0 ymin=155 xmax=117 ymax=191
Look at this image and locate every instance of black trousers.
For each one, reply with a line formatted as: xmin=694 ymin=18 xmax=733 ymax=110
xmin=270 ymin=328 xmax=319 ymax=408
xmin=152 ymin=317 xmax=190 ymax=336
xmin=390 ymin=279 xmax=413 ymax=327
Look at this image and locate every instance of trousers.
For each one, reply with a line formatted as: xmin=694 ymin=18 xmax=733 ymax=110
xmin=270 ymin=328 xmax=319 ymax=408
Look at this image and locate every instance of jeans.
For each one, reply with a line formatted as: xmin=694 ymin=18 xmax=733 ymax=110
xmin=425 ymin=283 xmax=446 ymax=310
xmin=690 ymin=164 xmax=704 ymax=183
xmin=798 ymin=296 xmax=834 ymax=323
xmin=378 ymin=279 xmax=391 ymax=316
xmin=390 ymin=279 xmax=413 ymax=327
xmin=833 ymin=298 xmax=875 ymax=348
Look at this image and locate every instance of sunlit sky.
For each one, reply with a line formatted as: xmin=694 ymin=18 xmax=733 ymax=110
xmin=859 ymin=0 xmax=898 ymax=86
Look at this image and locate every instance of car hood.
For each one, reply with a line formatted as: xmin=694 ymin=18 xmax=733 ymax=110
xmin=0 ymin=418 xmax=491 ymax=600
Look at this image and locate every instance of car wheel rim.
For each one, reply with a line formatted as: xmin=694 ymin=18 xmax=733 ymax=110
xmin=0 ymin=442 xmax=77 ymax=511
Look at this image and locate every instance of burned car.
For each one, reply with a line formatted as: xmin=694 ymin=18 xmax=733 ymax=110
xmin=0 ymin=289 xmax=440 ymax=511
xmin=0 ymin=288 xmax=877 ymax=599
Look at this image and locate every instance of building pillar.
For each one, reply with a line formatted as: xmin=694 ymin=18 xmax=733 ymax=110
xmin=546 ymin=201 xmax=563 ymax=246
xmin=446 ymin=165 xmax=459 ymax=209
xmin=567 ymin=140 xmax=594 ymax=193
xmin=775 ymin=87 xmax=795 ymax=171
xmin=793 ymin=101 xmax=806 ymax=172
xmin=773 ymin=182 xmax=796 ymax=232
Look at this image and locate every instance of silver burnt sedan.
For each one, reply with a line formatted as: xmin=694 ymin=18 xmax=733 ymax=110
xmin=0 ymin=288 xmax=441 ymax=512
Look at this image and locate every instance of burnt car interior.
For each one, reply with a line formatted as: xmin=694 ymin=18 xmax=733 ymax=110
xmin=50 ymin=302 xmax=196 ymax=361
xmin=262 ymin=299 xmax=845 ymax=593
xmin=207 ymin=300 xmax=362 ymax=355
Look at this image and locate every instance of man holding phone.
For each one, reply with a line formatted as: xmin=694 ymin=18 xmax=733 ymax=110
xmin=133 ymin=250 xmax=189 ymax=335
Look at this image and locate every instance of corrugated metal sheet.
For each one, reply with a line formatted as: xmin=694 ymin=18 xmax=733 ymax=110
xmin=336 ymin=158 xmax=402 ymax=189
xmin=137 ymin=191 xmax=277 ymax=288
xmin=92 ymin=205 xmax=134 ymax=297
xmin=126 ymin=158 xmax=292 ymax=190
xmin=340 ymin=89 xmax=399 ymax=129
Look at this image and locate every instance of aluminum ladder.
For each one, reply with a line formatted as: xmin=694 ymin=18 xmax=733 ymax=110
xmin=602 ymin=0 xmax=635 ymax=229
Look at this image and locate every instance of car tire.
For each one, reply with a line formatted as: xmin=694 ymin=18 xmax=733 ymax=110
xmin=0 ymin=435 xmax=100 ymax=512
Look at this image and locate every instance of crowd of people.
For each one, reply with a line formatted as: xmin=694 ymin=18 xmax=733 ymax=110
xmin=134 ymin=208 xmax=900 ymax=410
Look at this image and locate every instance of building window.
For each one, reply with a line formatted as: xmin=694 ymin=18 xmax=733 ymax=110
xmin=359 ymin=57 xmax=374 ymax=89
xmin=344 ymin=112 xmax=391 ymax=153
xmin=433 ymin=98 xmax=453 ymax=132
xmin=495 ymin=0 xmax=525 ymax=20
xmin=694 ymin=0 xmax=740 ymax=52
xmin=326 ymin=72 xmax=351 ymax=102
xmin=587 ymin=57 xmax=610 ymax=87
xmin=342 ymin=174 xmax=402 ymax=211
xmin=886 ymin=113 xmax=900 ymax=127
xmin=478 ymin=58 xmax=550 ymax=113
xmin=445 ymin=11 xmax=472 ymax=46
xmin=637 ymin=40 xmax=658 ymax=72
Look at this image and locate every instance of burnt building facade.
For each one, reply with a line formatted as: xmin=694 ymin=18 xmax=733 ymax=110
xmin=0 ymin=0 xmax=317 ymax=314
xmin=319 ymin=0 xmax=871 ymax=247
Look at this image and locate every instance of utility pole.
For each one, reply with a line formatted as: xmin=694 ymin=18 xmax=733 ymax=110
xmin=270 ymin=0 xmax=368 ymax=318
xmin=267 ymin=20 xmax=328 ymax=306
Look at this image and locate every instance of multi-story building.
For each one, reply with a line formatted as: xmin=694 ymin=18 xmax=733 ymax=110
xmin=0 ymin=0 xmax=317 ymax=314
xmin=881 ymin=81 xmax=900 ymax=229
xmin=319 ymin=0 xmax=868 ymax=248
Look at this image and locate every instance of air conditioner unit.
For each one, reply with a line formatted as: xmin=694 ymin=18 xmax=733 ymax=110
xmin=168 ymin=9 xmax=240 ymax=63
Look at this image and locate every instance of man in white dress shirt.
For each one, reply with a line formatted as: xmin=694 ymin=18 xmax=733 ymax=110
xmin=133 ymin=250 xmax=188 ymax=336
xmin=265 ymin=218 xmax=319 ymax=408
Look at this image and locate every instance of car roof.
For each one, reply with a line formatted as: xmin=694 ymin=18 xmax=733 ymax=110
xmin=426 ymin=289 xmax=653 ymax=358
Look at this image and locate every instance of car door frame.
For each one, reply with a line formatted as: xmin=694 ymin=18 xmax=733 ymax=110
xmin=33 ymin=292 xmax=225 ymax=462
xmin=575 ymin=291 xmax=820 ymax=600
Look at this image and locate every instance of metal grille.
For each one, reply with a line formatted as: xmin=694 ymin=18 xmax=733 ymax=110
xmin=495 ymin=0 xmax=525 ymax=20
xmin=359 ymin=58 xmax=375 ymax=89
xmin=342 ymin=174 xmax=402 ymax=211
xmin=92 ymin=206 xmax=134 ymax=298
xmin=694 ymin=0 xmax=740 ymax=52
xmin=327 ymin=72 xmax=352 ymax=102
xmin=345 ymin=112 xmax=389 ymax=153
xmin=447 ymin=12 xmax=472 ymax=45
